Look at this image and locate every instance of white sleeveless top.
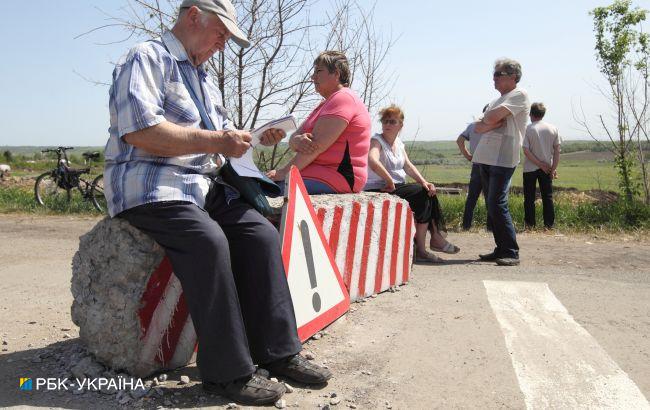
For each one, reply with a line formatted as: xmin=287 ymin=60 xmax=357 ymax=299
xmin=364 ymin=133 xmax=407 ymax=190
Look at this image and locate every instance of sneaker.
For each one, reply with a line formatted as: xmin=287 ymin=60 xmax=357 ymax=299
xmin=479 ymin=252 xmax=499 ymax=261
xmin=264 ymin=354 xmax=333 ymax=384
xmin=203 ymin=373 xmax=286 ymax=405
xmin=495 ymin=257 xmax=520 ymax=266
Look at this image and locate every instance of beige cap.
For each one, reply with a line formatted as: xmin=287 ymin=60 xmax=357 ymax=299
xmin=180 ymin=0 xmax=250 ymax=48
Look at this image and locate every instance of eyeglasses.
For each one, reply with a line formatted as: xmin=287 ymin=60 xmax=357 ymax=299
xmin=493 ymin=71 xmax=511 ymax=78
xmin=381 ymin=119 xmax=400 ymax=125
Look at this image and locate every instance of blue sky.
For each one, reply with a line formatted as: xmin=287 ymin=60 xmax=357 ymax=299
xmin=1 ymin=0 xmax=648 ymax=146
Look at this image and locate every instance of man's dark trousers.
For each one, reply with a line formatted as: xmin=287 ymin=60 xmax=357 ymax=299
xmin=463 ymin=163 xmax=491 ymax=230
xmin=119 ymin=184 xmax=302 ymax=384
xmin=479 ymin=164 xmax=519 ymax=259
xmin=523 ymin=169 xmax=554 ymax=228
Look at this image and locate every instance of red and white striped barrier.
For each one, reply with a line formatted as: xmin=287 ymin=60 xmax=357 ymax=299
xmin=72 ymin=193 xmax=414 ymax=377
xmin=135 ymin=258 xmax=197 ymax=376
xmin=311 ymin=194 xmax=414 ymax=302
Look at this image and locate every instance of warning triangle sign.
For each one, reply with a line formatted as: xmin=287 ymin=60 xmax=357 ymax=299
xmin=280 ymin=166 xmax=350 ymax=342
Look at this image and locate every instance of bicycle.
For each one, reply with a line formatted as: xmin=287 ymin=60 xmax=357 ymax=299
xmin=34 ymin=147 xmax=106 ymax=213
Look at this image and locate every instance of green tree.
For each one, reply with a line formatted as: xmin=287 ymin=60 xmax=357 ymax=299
xmin=2 ymin=150 xmax=12 ymax=163
xmin=588 ymin=0 xmax=646 ymax=202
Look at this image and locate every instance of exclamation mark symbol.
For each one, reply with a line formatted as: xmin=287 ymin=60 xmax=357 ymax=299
xmin=300 ymin=220 xmax=321 ymax=312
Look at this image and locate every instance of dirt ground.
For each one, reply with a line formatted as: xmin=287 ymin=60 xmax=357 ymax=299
xmin=0 ymin=214 xmax=649 ymax=409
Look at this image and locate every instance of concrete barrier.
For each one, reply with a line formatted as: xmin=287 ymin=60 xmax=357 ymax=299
xmin=309 ymin=193 xmax=414 ymax=301
xmin=71 ymin=193 xmax=413 ymax=377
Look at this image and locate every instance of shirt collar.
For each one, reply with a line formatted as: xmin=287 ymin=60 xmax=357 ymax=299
xmin=162 ymin=30 xmax=210 ymax=73
xmin=162 ymin=30 xmax=190 ymax=62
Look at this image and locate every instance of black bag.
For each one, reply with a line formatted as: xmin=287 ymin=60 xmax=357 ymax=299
xmin=219 ymin=160 xmax=281 ymax=217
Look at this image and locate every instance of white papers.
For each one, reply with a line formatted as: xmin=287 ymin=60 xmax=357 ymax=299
xmin=251 ymin=115 xmax=298 ymax=146
xmin=228 ymin=115 xmax=297 ymax=178
xmin=229 ymin=150 xmax=265 ymax=178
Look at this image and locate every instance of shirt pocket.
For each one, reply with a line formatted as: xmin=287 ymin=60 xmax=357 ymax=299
xmin=164 ymin=80 xmax=202 ymax=126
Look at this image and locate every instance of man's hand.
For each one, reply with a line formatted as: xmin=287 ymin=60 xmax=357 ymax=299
xmin=422 ymin=181 xmax=437 ymax=196
xmin=552 ymin=169 xmax=558 ymax=179
xmin=290 ymin=133 xmax=319 ymax=154
xmin=259 ymin=128 xmax=286 ymax=146
xmin=381 ymin=179 xmax=396 ymax=193
xmin=219 ymin=130 xmax=252 ymax=158
xmin=464 ymin=153 xmax=473 ymax=162
xmin=539 ymin=162 xmax=552 ymax=174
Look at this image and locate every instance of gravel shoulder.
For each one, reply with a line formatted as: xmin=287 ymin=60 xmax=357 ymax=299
xmin=0 ymin=214 xmax=648 ymax=409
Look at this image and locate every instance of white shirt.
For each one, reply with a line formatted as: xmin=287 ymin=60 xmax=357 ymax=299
xmin=523 ymin=120 xmax=561 ymax=172
xmin=472 ymin=87 xmax=530 ymax=168
xmin=364 ymin=134 xmax=407 ymax=190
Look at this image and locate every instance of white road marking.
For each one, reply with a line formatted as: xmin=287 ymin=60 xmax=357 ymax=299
xmin=484 ymin=280 xmax=649 ymax=410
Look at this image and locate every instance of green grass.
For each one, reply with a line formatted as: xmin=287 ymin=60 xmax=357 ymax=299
xmin=2 ymin=141 xmax=648 ymax=231
xmin=0 ymin=186 xmax=103 ymax=215
xmin=418 ymin=160 xmax=620 ymax=192
xmin=437 ymin=193 xmax=650 ymax=232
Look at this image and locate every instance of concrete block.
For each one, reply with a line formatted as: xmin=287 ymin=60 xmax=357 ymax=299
xmin=70 ymin=193 xmax=413 ymax=376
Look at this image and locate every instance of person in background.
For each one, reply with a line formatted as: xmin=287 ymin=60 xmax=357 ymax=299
xmin=522 ymin=102 xmax=561 ymax=229
xmin=267 ymin=51 xmax=371 ymax=194
xmin=456 ymin=104 xmax=491 ymax=231
xmin=365 ymin=104 xmax=459 ymax=264
xmin=472 ymin=58 xmax=530 ymax=267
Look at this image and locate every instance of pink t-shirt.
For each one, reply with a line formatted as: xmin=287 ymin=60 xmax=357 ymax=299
xmin=300 ymin=88 xmax=371 ymax=193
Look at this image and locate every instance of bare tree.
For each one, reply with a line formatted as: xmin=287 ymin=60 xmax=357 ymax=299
xmin=85 ymin=0 xmax=396 ymax=170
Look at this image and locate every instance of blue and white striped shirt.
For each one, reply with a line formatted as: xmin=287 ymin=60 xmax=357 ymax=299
xmin=104 ymin=30 xmax=228 ymax=217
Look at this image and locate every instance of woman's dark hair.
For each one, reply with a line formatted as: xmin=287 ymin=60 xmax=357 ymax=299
xmin=314 ymin=51 xmax=351 ymax=87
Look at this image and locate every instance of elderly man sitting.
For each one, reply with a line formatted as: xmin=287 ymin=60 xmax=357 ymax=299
xmin=103 ymin=0 xmax=331 ymax=405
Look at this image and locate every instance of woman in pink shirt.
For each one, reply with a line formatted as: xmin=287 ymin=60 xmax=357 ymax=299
xmin=267 ymin=51 xmax=371 ymax=193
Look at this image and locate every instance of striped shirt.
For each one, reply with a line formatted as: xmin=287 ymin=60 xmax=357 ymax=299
xmin=104 ymin=30 xmax=228 ymax=217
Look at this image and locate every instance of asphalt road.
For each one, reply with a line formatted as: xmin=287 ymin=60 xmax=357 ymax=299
xmin=0 ymin=214 xmax=648 ymax=409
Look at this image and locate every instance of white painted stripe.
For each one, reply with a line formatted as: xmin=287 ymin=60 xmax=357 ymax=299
xmin=334 ymin=204 xmax=352 ymax=273
xmin=381 ymin=201 xmax=396 ymax=291
xmin=169 ymin=316 xmax=197 ymax=368
xmin=363 ymin=200 xmax=382 ymax=299
xmin=348 ymin=203 xmax=367 ymax=301
xmin=394 ymin=204 xmax=407 ymax=285
xmin=320 ymin=206 xmax=334 ymax=243
xmin=484 ymin=281 xmax=649 ymax=410
xmin=139 ymin=274 xmax=183 ymax=368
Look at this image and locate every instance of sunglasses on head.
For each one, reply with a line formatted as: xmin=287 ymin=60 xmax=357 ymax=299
xmin=493 ymin=71 xmax=511 ymax=78
xmin=381 ymin=119 xmax=400 ymax=125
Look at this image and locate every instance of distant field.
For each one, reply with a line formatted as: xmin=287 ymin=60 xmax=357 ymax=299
xmin=1 ymin=141 xmax=645 ymax=192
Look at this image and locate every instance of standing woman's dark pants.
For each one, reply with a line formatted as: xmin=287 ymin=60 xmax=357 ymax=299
xmin=118 ymin=184 xmax=302 ymax=384
xmin=479 ymin=164 xmax=519 ymax=259
xmin=370 ymin=183 xmax=447 ymax=233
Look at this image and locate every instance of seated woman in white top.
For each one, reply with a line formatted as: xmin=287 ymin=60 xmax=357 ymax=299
xmin=364 ymin=104 xmax=459 ymax=263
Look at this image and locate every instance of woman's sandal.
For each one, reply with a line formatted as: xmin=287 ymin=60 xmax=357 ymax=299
xmin=414 ymin=251 xmax=445 ymax=264
xmin=430 ymin=241 xmax=460 ymax=254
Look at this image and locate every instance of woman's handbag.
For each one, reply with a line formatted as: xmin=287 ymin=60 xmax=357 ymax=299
xmin=177 ymin=67 xmax=281 ymax=216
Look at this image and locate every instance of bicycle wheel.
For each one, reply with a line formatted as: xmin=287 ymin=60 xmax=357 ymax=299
xmin=91 ymin=174 xmax=107 ymax=213
xmin=35 ymin=172 xmax=70 ymax=208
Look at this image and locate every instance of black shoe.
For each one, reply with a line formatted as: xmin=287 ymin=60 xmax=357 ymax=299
xmin=264 ymin=354 xmax=332 ymax=385
xmin=479 ymin=252 xmax=499 ymax=261
xmin=495 ymin=257 xmax=520 ymax=266
xmin=203 ymin=373 xmax=286 ymax=405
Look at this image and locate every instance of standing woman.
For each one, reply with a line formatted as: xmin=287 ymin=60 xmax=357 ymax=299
xmin=365 ymin=105 xmax=460 ymax=263
xmin=267 ymin=51 xmax=371 ymax=194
